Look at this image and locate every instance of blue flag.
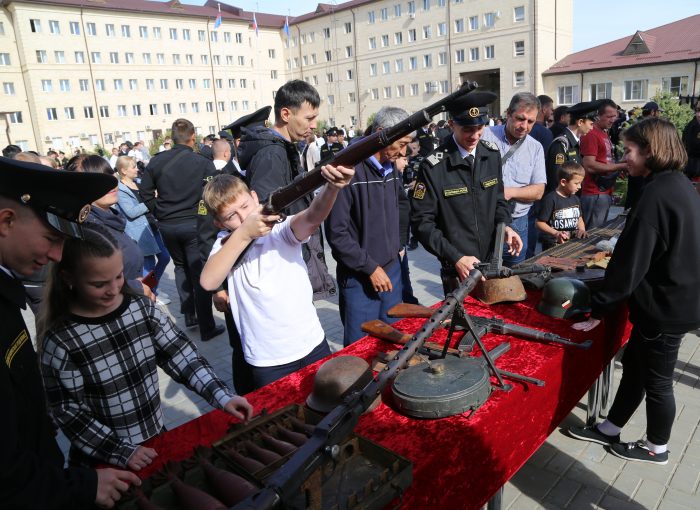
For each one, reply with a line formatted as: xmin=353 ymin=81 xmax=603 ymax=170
xmin=283 ymin=16 xmax=290 ymax=39
xmin=214 ymin=14 xmax=222 ymax=29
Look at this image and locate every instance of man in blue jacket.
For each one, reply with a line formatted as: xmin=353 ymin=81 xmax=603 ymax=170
xmin=325 ymin=107 xmax=412 ymax=346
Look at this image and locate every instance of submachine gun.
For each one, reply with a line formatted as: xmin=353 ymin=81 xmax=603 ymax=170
xmin=232 ymin=270 xmax=485 ymax=509
xmin=229 ymin=80 xmax=479 ymax=268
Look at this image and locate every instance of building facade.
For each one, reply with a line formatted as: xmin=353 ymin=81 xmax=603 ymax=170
xmin=0 ymin=0 xmax=572 ymax=153
xmin=542 ymin=15 xmax=700 ymax=109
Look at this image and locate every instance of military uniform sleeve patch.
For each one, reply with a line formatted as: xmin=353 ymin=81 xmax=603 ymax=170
xmin=481 ymin=178 xmax=498 ymax=189
xmin=480 ymin=140 xmax=499 ymax=151
xmin=413 ymin=182 xmax=427 ymax=200
xmin=426 ymin=151 xmax=444 ymax=167
xmin=554 ymin=153 xmax=565 ymax=165
xmin=198 ymin=199 xmax=209 ymax=215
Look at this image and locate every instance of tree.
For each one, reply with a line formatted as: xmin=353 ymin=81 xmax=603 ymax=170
xmin=651 ymin=91 xmax=694 ymax=136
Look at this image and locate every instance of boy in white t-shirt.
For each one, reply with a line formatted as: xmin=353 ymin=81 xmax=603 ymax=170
xmin=200 ymin=165 xmax=354 ymax=388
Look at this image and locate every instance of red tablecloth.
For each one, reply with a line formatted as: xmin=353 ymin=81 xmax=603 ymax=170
xmin=136 ymin=292 xmax=630 ymax=509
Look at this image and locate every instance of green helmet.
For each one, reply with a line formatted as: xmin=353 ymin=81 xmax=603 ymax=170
xmin=537 ymin=277 xmax=591 ymax=319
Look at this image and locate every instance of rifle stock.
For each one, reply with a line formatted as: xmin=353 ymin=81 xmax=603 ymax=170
xmin=387 ymin=303 xmax=434 ymax=319
xmin=361 ymin=319 xmax=459 ymax=354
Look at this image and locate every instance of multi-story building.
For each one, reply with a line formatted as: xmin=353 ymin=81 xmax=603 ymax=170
xmin=543 ymin=15 xmax=700 ymax=109
xmin=1 ymin=0 xmax=572 ymax=153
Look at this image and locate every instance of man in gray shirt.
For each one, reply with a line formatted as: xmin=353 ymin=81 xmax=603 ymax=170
xmin=481 ymin=92 xmax=546 ymax=265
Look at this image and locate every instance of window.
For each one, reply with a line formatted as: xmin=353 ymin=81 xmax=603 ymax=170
xmin=139 ymin=26 xmax=148 ymax=38
xmin=84 ymin=106 xmax=94 ymax=118
xmin=271 ymin=70 xmax=278 ymax=79
xmin=348 ymin=92 xmax=356 ymax=103
xmin=9 ymin=112 xmax=22 ymax=123
xmin=201 ymin=54 xmax=208 ymax=65
xmin=408 ymin=29 xmax=416 ymax=42
xmin=395 ymin=32 xmax=403 ymax=44
xmin=0 ymin=53 xmax=10 ymax=65
xmin=311 ymin=54 xmax=317 ymax=64
xmin=149 ymin=104 xmax=158 ymax=115
xmin=169 ymin=28 xmax=177 ymax=40
xmin=485 ymin=45 xmax=495 ymax=59
xmin=371 ymin=88 xmax=379 ymax=100
xmin=153 ymin=27 xmax=161 ymax=39
xmin=59 ymin=79 xmax=70 ymax=92
xmin=326 ymin=73 xmax=333 ymax=83
xmin=230 ymin=100 xmax=238 ymax=111
xmin=30 ymin=19 xmax=41 ymax=33
xmin=122 ymin=25 xmax=131 ymax=37
xmin=212 ymin=55 xmax=220 ymax=66
xmin=105 ymin=24 xmax=115 ymax=37
xmin=206 ymin=102 xmax=213 ymax=113
xmin=396 ymin=85 xmax=405 ymax=98
xmin=590 ymin=82 xmax=612 ymax=100
xmin=369 ymin=37 xmax=376 ymax=49
xmin=91 ymin=51 xmax=101 ymax=64
xmin=455 ymin=49 xmax=465 ymax=63
xmin=484 ymin=13 xmax=496 ymax=28
xmin=382 ymin=61 xmax=390 ymax=74
xmin=49 ymin=20 xmax=60 ymax=34
xmin=132 ymin=104 xmax=141 ymax=116
xmin=87 ymin=22 xmax=96 ymax=36
xmin=514 ymin=71 xmax=525 ymax=87
xmin=423 ymin=54 xmax=432 ymax=68
xmin=224 ymin=32 xmax=231 ymax=43
xmin=558 ymin=85 xmax=580 ymax=104
xmin=183 ymin=29 xmax=191 ymax=40
xmin=3 ymin=82 xmax=15 ymax=95
xmin=438 ymin=22 xmax=446 ymax=36
xmin=409 ymin=56 xmax=417 ymax=70
xmin=54 ymin=51 xmax=65 ymax=64
xmin=346 ymin=69 xmax=353 ymax=80
xmin=408 ymin=1 xmax=416 ymax=14
xmin=624 ymin=79 xmax=647 ymax=101
xmin=125 ymin=53 xmax=134 ymax=64
xmin=514 ymin=6 xmax=525 ymax=22
xmin=440 ymin=80 xmax=449 ymax=93
xmin=179 ymin=103 xmax=187 ymax=114
xmin=438 ymin=51 xmax=447 ymax=65
xmin=41 ymin=80 xmax=53 ymax=92
xmin=395 ymin=4 xmax=402 ymax=17
xmin=344 ymin=22 xmax=352 ymax=33
xmin=345 ymin=46 xmax=353 ymax=58
xmin=0 ymin=22 xmax=4 ymax=36
xmin=455 ymin=19 xmax=464 ymax=33
xmin=240 ymin=78 xmax=247 ymax=88
xmin=37 ymin=50 xmax=48 ymax=64
xmin=227 ymin=55 xmax=234 ymax=65
xmin=109 ymin=52 xmax=119 ymax=64
xmin=242 ymin=100 xmax=249 ymax=110
xmin=302 ymin=55 xmax=308 ymax=66
xmin=312 ymin=76 xmax=318 ymax=85
xmin=267 ymin=49 xmax=276 ymax=59
xmin=469 ymin=16 xmax=479 ymax=31
xmin=235 ymin=32 xmax=243 ymax=43
xmin=215 ymin=78 xmax=222 ymax=88
xmin=47 ymin=108 xmax=58 ymax=120
xmin=383 ymin=86 xmax=391 ymax=99
xmin=662 ymin=76 xmax=689 ymax=96
xmin=410 ymin=83 xmax=418 ymax=96
xmin=142 ymin=53 xmax=151 ymax=64
xmin=163 ymin=104 xmax=172 ymax=115
xmin=95 ymin=106 xmax=106 ymax=118
xmin=146 ymin=79 xmax=154 ymax=90
xmin=69 ymin=21 xmax=80 ymax=35
xmin=117 ymin=105 xmax=127 ymax=117
xmin=203 ymin=79 xmax=211 ymax=89
xmin=160 ymin=79 xmax=168 ymax=90
xmin=323 ymin=27 xmax=331 ymax=38
xmin=514 ymin=41 xmax=525 ymax=57
xmin=186 ymin=54 xmax=193 ymax=65
xmin=470 ymin=47 xmax=479 ymax=61
xmin=157 ymin=53 xmax=165 ymax=64
xmin=325 ymin=50 xmax=332 ymax=62
xmin=75 ymin=51 xmax=85 ymax=63
xmin=368 ymin=11 xmax=375 ymax=24
xmin=423 ymin=25 xmax=431 ymax=39
xmin=191 ymin=102 xmax=199 ymax=113
xmin=95 ymin=79 xmax=105 ymax=91
xmin=189 ymin=78 xmax=196 ymax=89
xmin=395 ymin=58 xmax=404 ymax=72
xmin=370 ymin=63 xmax=377 ymax=76
xmin=210 ymin=31 xmax=218 ymax=43
xmin=104 ymin=133 xmax=113 ymax=144
xmin=129 ymin=79 xmax=137 ymax=90
xmin=172 ymin=78 xmax=182 ymax=90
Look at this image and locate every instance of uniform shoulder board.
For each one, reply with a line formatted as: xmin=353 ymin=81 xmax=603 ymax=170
xmin=479 ymin=140 xmax=499 ymax=152
xmin=552 ymin=135 xmax=569 ymax=152
xmin=426 ymin=150 xmax=445 ymax=167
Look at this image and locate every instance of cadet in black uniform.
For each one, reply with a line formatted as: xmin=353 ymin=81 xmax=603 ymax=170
xmin=319 ymin=126 xmax=343 ymax=162
xmin=410 ymin=92 xmax=521 ymax=294
xmin=0 ymin=157 xmax=141 ymax=508
xmin=545 ymin=101 xmax=599 ymax=194
xmin=416 ymin=124 xmax=437 ymax=157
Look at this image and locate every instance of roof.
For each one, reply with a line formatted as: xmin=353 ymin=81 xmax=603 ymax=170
xmin=290 ymin=0 xmax=375 ymax=24
xmin=4 ymin=0 xmax=287 ymax=28
xmin=543 ymin=14 xmax=700 ymax=75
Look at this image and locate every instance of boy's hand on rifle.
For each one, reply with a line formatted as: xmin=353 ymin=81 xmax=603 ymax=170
xmin=95 ymin=468 xmax=141 ymax=508
xmin=239 ymin=205 xmax=280 ymax=241
xmin=455 ymin=256 xmax=481 ymax=281
xmin=575 ymin=228 xmax=588 ymax=239
xmin=224 ymin=395 xmax=254 ymax=422
xmin=556 ymin=231 xmax=570 ymax=244
xmin=321 ymin=164 xmax=355 ymax=189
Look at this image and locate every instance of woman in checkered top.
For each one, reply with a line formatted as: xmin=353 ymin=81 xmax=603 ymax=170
xmin=37 ymin=223 xmax=253 ymax=471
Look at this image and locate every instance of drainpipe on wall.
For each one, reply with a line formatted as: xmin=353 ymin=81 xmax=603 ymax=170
xmin=80 ymin=7 xmax=104 ymax=148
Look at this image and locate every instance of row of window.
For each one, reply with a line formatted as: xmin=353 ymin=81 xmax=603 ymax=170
xmin=27 ymin=76 xmax=252 ymax=93
xmin=30 ymin=49 xmax=252 ymax=67
xmin=27 ymin=18 xmax=245 ymax=43
xmin=558 ymin=76 xmax=691 ymax=104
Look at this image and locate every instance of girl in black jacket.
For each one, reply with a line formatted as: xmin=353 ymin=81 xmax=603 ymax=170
xmin=568 ymin=118 xmax=700 ymax=465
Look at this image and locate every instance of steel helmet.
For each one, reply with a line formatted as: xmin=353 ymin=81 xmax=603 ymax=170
xmin=475 ymin=275 xmax=527 ymax=304
xmin=306 ymin=356 xmax=380 ymax=414
xmin=537 ymin=277 xmax=591 ymax=319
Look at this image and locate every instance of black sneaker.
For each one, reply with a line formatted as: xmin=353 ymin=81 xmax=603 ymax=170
xmin=609 ymin=440 xmax=669 ymax=465
xmin=567 ymin=425 xmax=620 ymax=446
xmin=201 ymin=324 xmax=226 ymax=342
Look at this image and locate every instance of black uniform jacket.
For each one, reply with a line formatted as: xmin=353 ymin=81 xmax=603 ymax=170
xmin=410 ymin=137 xmax=511 ymax=265
xmin=545 ymin=128 xmax=581 ymax=193
xmin=0 ymin=270 xmax=96 ymax=509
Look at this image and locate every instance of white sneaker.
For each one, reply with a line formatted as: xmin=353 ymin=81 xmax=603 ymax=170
xmin=156 ymin=296 xmax=171 ymax=306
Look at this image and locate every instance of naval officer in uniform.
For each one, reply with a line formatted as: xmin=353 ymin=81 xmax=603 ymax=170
xmin=410 ymin=92 xmax=522 ymax=294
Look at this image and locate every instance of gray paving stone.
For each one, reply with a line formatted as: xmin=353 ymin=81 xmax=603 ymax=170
xmin=544 ymin=450 xmax=579 ymax=475
xmin=541 ymin=477 xmax=581 ymax=507
xmin=662 ymin=487 xmax=700 ymax=508
xmin=657 ymin=500 xmax=695 ymax=510
xmin=668 ymin=464 xmax=700 ymax=494
xmin=566 ymin=486 xmax=605 ymax=510
xmin=598 ymin=494 xmax=650 ymax=510
xmin=510 ymin=464 xmax=561 ymax=500
xmin=610 ymin=471 xmax=642 ymax=499
xmin=526 ymin=442 xmax=559 ymax=469
xmin=630 ymin=478 xmax=666 ymax=509
xmin=564 ymin=457 xmax=621 ymax=492
xmin=621 ymin=458 xmax=676 ymax=486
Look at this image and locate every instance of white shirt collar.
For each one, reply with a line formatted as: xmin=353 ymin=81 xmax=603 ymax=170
xmin=566 ymin=127 xmax=580 ymax=144
xmin=452 ymin=135 xmax=477 ymax=159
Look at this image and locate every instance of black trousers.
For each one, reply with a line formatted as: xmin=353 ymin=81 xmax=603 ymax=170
xmin=250 ymin=340 xmax=331 ymax=390
xmin=158 ymin=219 xmax=216 ymax=337
xmin=607 ymin=326 xmax=684 ymax=445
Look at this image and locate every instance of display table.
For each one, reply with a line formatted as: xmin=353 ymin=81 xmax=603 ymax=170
xmin=135 ymin=291 xmax=631 ymax=509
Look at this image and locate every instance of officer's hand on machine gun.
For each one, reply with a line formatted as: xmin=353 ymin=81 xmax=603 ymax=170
xmin=504 ymin=226 xmax=523 ymax=256
xmin=455 ymin=256 xmax=482 ymax=281
xmin=572 ymin=317 xmax=601 ymax=332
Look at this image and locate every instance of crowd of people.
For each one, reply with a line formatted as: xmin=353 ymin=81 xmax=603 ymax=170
xmin=2 ymin=78 xmax=700 ymax=508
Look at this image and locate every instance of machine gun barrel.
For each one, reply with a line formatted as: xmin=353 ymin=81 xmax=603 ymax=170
xmin=473 ymin=317 xmax=592 ymax=350
xmin=233 ymin=269 xmax=484 ymax=509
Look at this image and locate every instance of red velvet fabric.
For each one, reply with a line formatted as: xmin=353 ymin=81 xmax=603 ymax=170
xmin=130 ymin=292 xmax=631 ymax=509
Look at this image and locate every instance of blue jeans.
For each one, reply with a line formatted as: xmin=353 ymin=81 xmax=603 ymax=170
xmin=502 ymin=214 xmax=528 ymax=267
xmin=143 ymin=229 xmax=171 ymax=294
xmin=581 ymin=193 xmax=612 ymax=230
xmin=338 ymin=258 xmax=403 ymax=347
xmin=250 ymin=339 xmax=331 ymax=389
xmin=526 ymin=204 xmax=539 ymax=259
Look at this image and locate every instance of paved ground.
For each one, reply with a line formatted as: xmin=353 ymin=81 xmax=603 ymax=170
xmin=25 ymin=220 xmax=700 ymax=509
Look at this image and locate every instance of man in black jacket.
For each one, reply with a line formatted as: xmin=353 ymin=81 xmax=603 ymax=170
xmin=0 ymin=157 xmax=140 ymax=508
xmin=140 ymin=118 xmax=225 ymax=342
xmin=238 ymin=80 xmax=335 ymax=300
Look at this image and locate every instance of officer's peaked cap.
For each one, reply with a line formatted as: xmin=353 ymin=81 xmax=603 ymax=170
xmin=448 ymin=91 xmax=498 ymax=126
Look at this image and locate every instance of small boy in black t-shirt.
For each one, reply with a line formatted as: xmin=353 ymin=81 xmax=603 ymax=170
xmin=537 ymin=162 xmax=587 ymax=250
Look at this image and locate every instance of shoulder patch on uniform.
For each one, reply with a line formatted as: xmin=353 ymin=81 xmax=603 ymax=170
xmin=426 ymin=151 xmax=444 ymax=167
xmin=480 ymin=140 xmax=499 ymax=151
xmin=5 ymin=329 xmax=29 ymax=368
xmin=413 ymin=182 xmax=427 ymax=200
xmin=554 ymin=153 xmax=565 ymax=165
xmin=197 ymin=199 xmax=208 ymax=216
